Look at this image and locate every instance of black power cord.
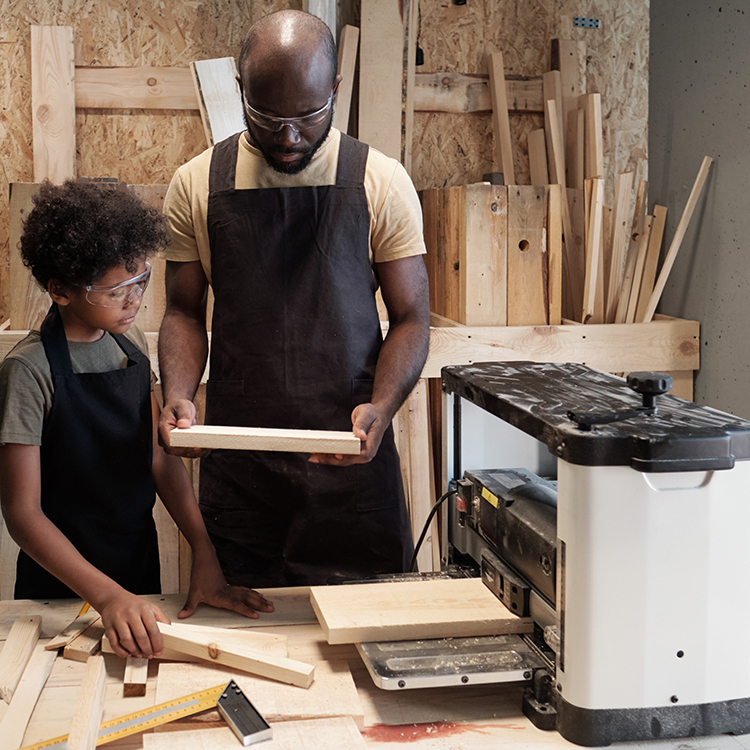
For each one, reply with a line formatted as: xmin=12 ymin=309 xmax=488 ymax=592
xmin=408 ymin=489 xmax=457 ymax=573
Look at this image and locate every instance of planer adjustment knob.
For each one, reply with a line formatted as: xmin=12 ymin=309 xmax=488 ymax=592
xmin=627 ymin=371 xmax=673 ymax=408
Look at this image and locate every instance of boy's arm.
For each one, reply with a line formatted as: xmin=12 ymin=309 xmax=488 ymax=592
xmin=0 ymin=443 xmax=169 ymax=659
xmin=149 ymin=394 xmax=274 ymax=619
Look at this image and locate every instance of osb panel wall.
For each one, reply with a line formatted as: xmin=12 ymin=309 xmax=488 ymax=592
xmin=0 ymin=0 xmax=298 ymax=323
xmin=411 ymin=0 xmax=649 ymax=202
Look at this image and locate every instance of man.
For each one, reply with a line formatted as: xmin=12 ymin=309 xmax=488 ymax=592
xmin=158 ymin=10 xmax=430 ymax=588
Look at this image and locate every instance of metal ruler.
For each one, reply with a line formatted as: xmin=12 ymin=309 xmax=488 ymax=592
xmin=20 ymin=683 xmax=227 ymax=750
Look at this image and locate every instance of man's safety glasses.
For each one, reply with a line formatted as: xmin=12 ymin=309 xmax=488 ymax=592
xmin=243 ymin=92 xmax=333 ymax=133
xmin=85 ymin=263 xmax=151 ymax=307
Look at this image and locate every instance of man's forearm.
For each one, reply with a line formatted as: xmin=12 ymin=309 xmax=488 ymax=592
xmin=158 ymin=311 xmax=209 ymax=404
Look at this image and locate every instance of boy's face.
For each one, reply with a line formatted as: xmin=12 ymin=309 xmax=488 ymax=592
xmin=52 ymin=259 xmax=149 ymax=342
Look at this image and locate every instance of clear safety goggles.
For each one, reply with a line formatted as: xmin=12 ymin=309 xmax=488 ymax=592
xmin=85 ymin=263 xmax=151 ymax=307
xmin=243 ymin=92 xmax=333 ymax=133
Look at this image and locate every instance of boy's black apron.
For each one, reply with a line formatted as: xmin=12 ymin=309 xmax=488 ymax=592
xmin=200 ymin=132 xmax=413 ymax=587
xmin=14 ymin=304 xmax=160 ymax=599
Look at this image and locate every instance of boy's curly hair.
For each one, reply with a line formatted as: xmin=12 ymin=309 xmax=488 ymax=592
xmin=20 ymin=180 xmax=171 ymax=289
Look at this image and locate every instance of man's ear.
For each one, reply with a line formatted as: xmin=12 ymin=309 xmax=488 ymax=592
xmin=47 ymin=280 xmax=72 ymax=306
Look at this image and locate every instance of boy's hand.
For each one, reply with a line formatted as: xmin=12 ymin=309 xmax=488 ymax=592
xmin=177 ymin=558 xmax=274 ymax=620
xmin=98 ymin=591 xmax=170 ymax=659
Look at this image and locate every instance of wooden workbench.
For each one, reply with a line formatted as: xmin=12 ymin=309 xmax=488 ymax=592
xmin=1 ymin=590 xmax=748 ymax=750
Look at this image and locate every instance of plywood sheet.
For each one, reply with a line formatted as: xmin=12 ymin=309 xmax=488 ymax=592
xmin=310 ymin=578 xmax=532 ymax=645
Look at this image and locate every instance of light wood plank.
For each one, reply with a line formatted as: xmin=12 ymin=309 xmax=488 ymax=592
xmin=528 ymin=129 xmax=549 ymax=186
xmin=75 ymin=66 xmax=197 ymax=109
xmin=582 ymin=178 xmax=604 ymax=323
xmin=332 ymin=25 xmax=359 ymax=134
xmin=636 ymin=205 xmax=668 ymax=323
xmin=643 ymin=157 xmax=713 ymax=322
xmin=123 ymin=656 xmax=148 ymax=698
xmin=402 ymin=0 xmax=418 ymax=172
xmin=507 ymin=186 xmax=548 ymax=325
xmin=543 ymin=72 xmax=565 ymax=184
xmin=31 ymin=25 xmax=76 ymax=183
xmin=190 ymin=58 xmax=245 ymax=147
xmin=487 ymin=52 xmax=515 ymax=184
xmin=67 ymin=653 xmax=107 ymax=750
xmin=548 ymin=184 xmax=563 ymax=325
xmin=606 ymin=171 xmax=635 ymax=322
xmin=413 ymin=72 xmax=543 ymax=114
xmin=63 ymin=617 xmax=104 ymax=662
xmin=582 ymin=93 xmax=604 ymax=178
xmin=311 ymin=578 xmax=532 ymax=645
xmin=157 ymin=622 xmax=315 ymax=688
xmin=169 ymin=425 xmax=360 ymax=455
xmin=0 ymin=615 xmax=41 ymax=703
xmin=45 ymin=611 xmax=100 ymax=651
xmin=626 ymin=215 xmax=654 ymax=324
xmin=616 ymin=179 xmax=648 ymax=324
xmin=564 ymin=188 xmax=586 ymax=322
xmin=552 ymin=39 xmax=586 ymax=190
xmin=0 ymin=645 xmax=56 ymax=750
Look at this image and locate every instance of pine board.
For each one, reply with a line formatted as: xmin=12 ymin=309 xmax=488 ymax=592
xmin=0 ymin=615 xmax=41 ymax=703
xmin=190 ymin=57 xmax=245 ymax=147
xmin=310 ymin=578 xmax=532 ymax=645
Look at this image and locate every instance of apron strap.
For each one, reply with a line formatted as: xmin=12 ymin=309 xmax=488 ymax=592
xmin=209 ymin=133 xmax=243 ymax=193
xmin=336 ymin=134 xmax=369 ymax=187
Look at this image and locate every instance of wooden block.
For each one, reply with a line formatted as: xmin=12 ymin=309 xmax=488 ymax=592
xmin=63 ymin=617 xmax=104 ymax=662
xmin=45 ymin=610 xmax=100 ymax=651
xmin=123 ymin=656 xmax=148 ymax=697
xmin=67 ymin=653 xmax=107 ymax=750
xmin=606 ymin=171 xmax=635 ymax=322
xmin=582 ymin=178 xmax=604 ymax=323
xmin=0 ymin=615 xmax=42 ymax=703
xmin=31 ymin=25 xmax=76 ymax=183
xmin=507 ymin=186 xmax=548 ymax=325
xmin=75 ymin=66 xmax=197 ymax=109
xmin=543 ymin=71 xmax=565 ymax=184
xmin=615 ymin=179 xmax=648 ymax=324
xmin=311 ymin=578 xmax=532 ymax=645
xmin=0 ymin=645 xmax=56 ymax=750
xmin=157 ymin=622 xmax=315 ymax=688
xmin=527 ymin=129 xmax=549 ymax=186
xmin=626 ymin=215 xmax=654 ymax=323
xmin=487 ymin=52 xmax=515 ymax=184
xmin=636 ymin=205 xmax=668 ymax=322
xmin=643 ymin=157 xmax=713 ymax=322
xmin=332 ymin=25 xmax=359 ymax=134
xmin=169 ymin=425 xmax=360 ymax=455
xmin=582 ymin=93 xmax=604 ymax=179
xmin=459 ymin=184 xmax=507 ymax=326
xmin=190 ymin=58 xmax=245 ymax=147
xmin=548 ymin=184 xmax=563 ymax=325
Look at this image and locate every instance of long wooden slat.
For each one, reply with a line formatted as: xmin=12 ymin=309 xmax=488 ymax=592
xmin=582 ymin=178 xmax=604 ymax=323
xmin=45 ymin=610 xmax=100 ymax=651
xmin=332 ymin=25 xmax=359 ymax=134
xmin=564 ymin=188 xmax=586 ymax=321
xmin=543 ymin=71 xmax=565 ymax=184
xmin=527 ymin=129 xmax=549 ymax=186
xmin=507 ymin=186 xmax=548 ymax=325
xmin=582 ymin=93 xmax=604 ymax=178
xmin=487 ymin=52 xmax=515 ymax=184
xmin=190 ymin=58 xmax=245 ymax=147
xmin=169 ymin=425 xmax=360 ymax=455
xmin=310 ymin=578 xmax=533 ymax=645
xmin=31 ymin=25 xmax=76 ymax=183
xmin=605 ymin=171 xmax=635 ymax=322
xmin=157 ymin=622 xmax=315 ymax=688
xmin=63 ymin=617 xmax=105 ymax=662
xmin=0 ymin=615 xmax=42 ymax=703
xmin=615 ymin=179 xmax=648 ymax=324
xmin=643 ymin=157 xmax=713 ymax=322
xmin=402 ymin=0 xmax=418 ymax=172
xmin=626 ymin=215 xmax=654 ymax=323
xmin=413 ymin=72 xmax=543 ymax=114
xmin=548 ymin=184 xmax=563 ymax=325
xmin=67 ymin=653 xmax=107 ymax=750
xmin=75 ymin=66 xmax=197 ymax=109
xmin=636 ymin=205 xmax=668 ymax=322
xmin=0 ymin=646 xmax=56 ymax=750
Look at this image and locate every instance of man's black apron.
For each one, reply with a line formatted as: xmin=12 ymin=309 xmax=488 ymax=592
xmin=14 ymin=304 xmax=160 ymax=599
xmin=200 ymin=132 xmax=414 ymax=587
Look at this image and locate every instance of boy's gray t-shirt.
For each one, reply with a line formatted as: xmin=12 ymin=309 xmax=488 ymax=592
xmin=0 ymin=325 xmax=156 ymax=446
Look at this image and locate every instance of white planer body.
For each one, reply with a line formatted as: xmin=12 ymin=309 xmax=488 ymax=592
xmin=440 ymin=361 xmax=750 ymax=746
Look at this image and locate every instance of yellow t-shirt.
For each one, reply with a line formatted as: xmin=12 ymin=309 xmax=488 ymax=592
xmin=163 ymin=128 xmax=426 ymax=284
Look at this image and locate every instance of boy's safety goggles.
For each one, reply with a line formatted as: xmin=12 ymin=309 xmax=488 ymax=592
xmin=242 ymin=92 xmax=333 ymax=133
xmin=85 ymin=263 xmax=151 ymax=307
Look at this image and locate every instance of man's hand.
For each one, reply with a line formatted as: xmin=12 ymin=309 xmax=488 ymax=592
xmin=177 ymin=557 xmax=274 ymax=620
xmin=158 ymin=398 xmax=210 ymax=458
xmin=308 ymin=403 xmax=387 ymax=466
xmin=99 ymin=591 xmax=170 ymax=659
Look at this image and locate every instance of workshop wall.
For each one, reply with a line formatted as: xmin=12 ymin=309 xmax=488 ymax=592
xmin=650 ymin=2 xmax=750 ymax=414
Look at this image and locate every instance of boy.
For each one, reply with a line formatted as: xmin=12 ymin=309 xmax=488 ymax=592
xmin=0 ymin=180 xmax=272 ymax=659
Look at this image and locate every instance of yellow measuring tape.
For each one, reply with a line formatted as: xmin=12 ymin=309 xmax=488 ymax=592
xmin=20 ymin=683 xmax=226 ymax=750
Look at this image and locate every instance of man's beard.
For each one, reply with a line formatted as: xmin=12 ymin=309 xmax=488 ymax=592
xmin=244 ymin=113 xmax=333 ymax=176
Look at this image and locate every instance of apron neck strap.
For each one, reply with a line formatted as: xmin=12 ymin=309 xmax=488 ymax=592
xmin=335 ymin=134 xmax=369 ymax=188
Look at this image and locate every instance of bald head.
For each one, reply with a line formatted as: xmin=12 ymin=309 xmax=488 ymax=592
xmin=238 ymin=10 xmax=338 ymax=94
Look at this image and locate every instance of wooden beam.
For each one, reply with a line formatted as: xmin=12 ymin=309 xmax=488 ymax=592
xmin=190 ymin=58 xmax=245 ymax=147
xmin=643 ymin=157 xmax=713 ymax=322
xmin=413 ymin=72 xmax=543 ymax=114
xmin=0 ymin=615 xmax=42 ymax=703
xmin=67 ymin=653 xmax=107 ymax=750
xmin=169 ymin=425 xmax=360 ymax=455
xmin=606 ymin=172 xmax=635 ymax=322
xmin=31 ymin=25 xmax=76 ymax=183
xmin=636 ymin=205 xmax=668 ymax=322
xmin=75 ymin=66 xmax=197 ymax=109
xmin=332 ymin=25 xmax=359 ymax=134
xmin=123 ymin=656 xmax=148 ymax=697
xmin=157 ymin=622 xmax=315 ymax=688
xmin=487 ymin=52 xmax=515 ymax=184
xmin=63 ymin=617 xmax=104 ymax=662
xmin=310 ymin=578 xmax=533 ymax=645
xmin=527 ymin=129 xmax=549 ymax=186
xmin=548 ymin=184 xmax=563 ymax=325
xmin=582 ymin=178 xmax=604 ymax=323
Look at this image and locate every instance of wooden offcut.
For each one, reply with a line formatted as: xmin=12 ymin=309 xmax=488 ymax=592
xmin=67 ymin=653 xmax=107 ymax=750
xmin=605 ymin=171 xmax=635 ymax=323
xmin=582 ymin=178 xmax=604 ymax=323
xmin=310 ymin=578 xmax=532 ymax=645
xmin=123 ymin=656 xmax=148 ymax=697
xmin=615 ymin=179 xmax=648 ymax=324
xmin=169 ymin=425 xmax=360 ymax=455
xmin=626 ymin=215 xmax=654 ymax=323
xmin=0 ymin=615 xmax=41 ymax=703
xmin=543 ymin=71 xmax=565 ymax=184
xmin=63 ymin=617 xmax=104 ymax=662
xmin=487 ymin=51 xmax=515 ymax=184
xmin=332 ymin=25 xmax=359 ymax=134
xmin=45 ymin=610 xmax=100 ymax=651
xmin=528 ymin=129 xmax=549 ymax=186
xmin=636 ymin=205 xmax=668 ymax=322
xmin=582 ymin=93 xmax=604 ymax=179
xmin=190 ymin=58 xmax=245 ymax=147
xmin=548 ymin=184 xmax=563 ymax=325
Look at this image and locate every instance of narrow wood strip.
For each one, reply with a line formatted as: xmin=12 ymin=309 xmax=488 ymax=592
xmin=582 ymin=93 xmax=604 ymax=178
xmin=45 ymin=610 xmax=100 ymax=651
xmin=0 ymin=615 xmax=42 ymax=703
xmin=332 ymin=25 xmax=359 ymax=134
xmin=190 ymin=58 xmax=245 ymax=147
xmin=564 ymin=188 xmax=586 ymax=322
xmin=67 ymin=653 xmax=107 ymax=750
xmin=487 ymin=51 xmax=515 ymax=184
xmin=123 ymin=656 xmax=148 ymax=697
xmin=582 ymin=178 xmax=604 ymax=323
xmin=606 ymin=171 xmax=635 ymax=322
xmin=626 ymin=215 xmax=654 ymax=323
xmin=615 ymin=179 xmax=648 ymax=323
xmin=527 ymin=129 xmax=549 ymax=186
xmin=63 ymin=617 xmax=104 ymax=662
xmin=636 ymin=205 xmax=668 ymax=322
xmin=548 ymin=184 xmax=563 ymax=325
xmin=543 ymin=71 xmax=565 ymax=184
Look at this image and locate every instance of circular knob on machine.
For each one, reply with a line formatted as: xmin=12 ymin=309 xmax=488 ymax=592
xmin=627 ymin=371 xmax=673 ymax=408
